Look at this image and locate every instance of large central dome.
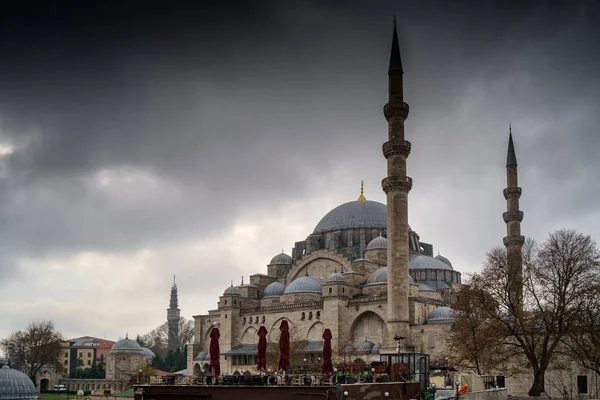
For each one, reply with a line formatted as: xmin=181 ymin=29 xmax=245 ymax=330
xmin=314 ymin=200 xmax=410 ymax=234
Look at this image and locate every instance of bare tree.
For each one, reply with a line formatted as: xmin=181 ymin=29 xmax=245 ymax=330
xmin=141 ymin=317 xmax=194 ymax=357
xmin=468 ymin=230 xmax=600 ymax=396
xmin=0 ymin=320 xmax=63 ymax=386
xmin=447 ymin=285 xmax=510 ymax=375
xmin=563 ymin=292 xmax=600 ymax=378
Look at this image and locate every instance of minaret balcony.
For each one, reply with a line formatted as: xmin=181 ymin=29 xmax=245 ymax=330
xmin=383 ymin=140 xmax=411 ymax=159
xmin=503 ymin=211 xmax=524 ymax=223
xmin=503 ymin=187 xmax=522 ymax=199
xmin=503 ymin=235 xmax=525 ymax=247
xmin=383 ymin=102 xmax=409 ymax=121
xmin=382 ymin=176 xmax=413 ymax=194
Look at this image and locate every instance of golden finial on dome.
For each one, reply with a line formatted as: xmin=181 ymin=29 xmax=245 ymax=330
xmin=358 ymin=180 xmax=366 ymax=201
xmin=379 ymin=232 xmax=382 ymax=237
xmin=509 ymin=123 xmax=512 ymax=134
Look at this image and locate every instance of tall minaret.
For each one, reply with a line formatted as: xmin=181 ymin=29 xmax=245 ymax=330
xmin=503 ymin=125 xmax=524 ymax=308
xmin=167 ymin=275 xmax=180 ymax=352
xmin=382 ymin=17 xmax=412 ymax=351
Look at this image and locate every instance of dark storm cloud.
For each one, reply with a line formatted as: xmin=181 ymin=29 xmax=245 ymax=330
xmin=0 ymin=0 xmax=598 ymax=337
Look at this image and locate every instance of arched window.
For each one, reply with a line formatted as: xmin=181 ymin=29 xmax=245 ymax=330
xmin=309 ymin=312 xmax=313 ymax=320
xmin=328 ymin=287 xmax=332 ymax=294
xmin=255 ymin=316 xmax=259 ymax=323
xmin=262 ymin=316 xmax=266 ymax=323
xmin=342 ymin=287 xmax=345 ymax=293
xmin=420 ymin=271 xmax=426 ymax=280
xmin=243 ymin=317 xmax=246 ymax=324
xmin=224 ymin=300 xmax=228 ymax=305
xmin=316 ymin=311 xmax=320 ymax=319
xmin=301 ymin=312 xmax=305 ymax=320
xmin=431 ymin=271 xmax=437 ymax=280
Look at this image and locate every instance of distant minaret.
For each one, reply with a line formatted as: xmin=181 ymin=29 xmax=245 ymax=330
xmin=167 ymin=275 xmax=180 ymax=352
xmin=382 ymin=17 xmax=412 ymax=351
xmin=503 ymin=125 xmax=524 ymax=308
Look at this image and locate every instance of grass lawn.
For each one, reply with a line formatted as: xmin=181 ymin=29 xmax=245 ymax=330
xmin=39 ymin=394 xmax=71 ymax=400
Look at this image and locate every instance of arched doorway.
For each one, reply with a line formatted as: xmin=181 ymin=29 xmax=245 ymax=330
xmin=40 ymin=378 xmax=50 ymax=391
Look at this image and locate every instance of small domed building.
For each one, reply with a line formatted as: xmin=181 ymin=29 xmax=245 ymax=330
xmin=0 ymin=365 xmax=38 ymax=400
xmin=106 ymin=335 xmax=148 ymax=381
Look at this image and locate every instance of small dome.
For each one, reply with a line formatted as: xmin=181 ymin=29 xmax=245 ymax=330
xmin=418 ymin=283 xmax=435 ymax=292
xmin=0 ymin=365 xmax=37 ymax=400
xmin=224 ymin=285 xmax=241 ymax=296
xmin=142 ymin=347 xmax=155 ymax=359
xmin=283 ymin=276 xmax=322 ymax=294
xmin=263 ymin=282 xmax=286 ymax=298
xmin=357 ymin=340 xmax=375 ymax=352
xmin=111 ymin=337 xmax=143 ymax=351
xmin=326 ymin=272 xmax=346 ymax=283
xmin=371 ymin=343 xmax=382 ymax=354
xmin=365 ymin=267 xmax=414 ymax=286
xmin=409 ymin=255 xmax=453 ymax=270
xmin=427 ymin=306 xmax=454 ymax=324
xmin=366 ymin=235 xmax=387 ymax=250
xmin=194 ymin=351 xmax=209 ymax=361
xmin=270 ymin=252 xmax=293 ymax=265
xmin=435 ymin=254 xmax=453 ymax=268
xmin=343 ymin=345 xmax=354 ymax=353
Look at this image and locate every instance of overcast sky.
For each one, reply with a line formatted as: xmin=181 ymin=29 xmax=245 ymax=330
xmin=0 ymin=0 xmax=598 ymax=344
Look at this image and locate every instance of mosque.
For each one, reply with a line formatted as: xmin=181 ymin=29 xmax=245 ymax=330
xmin=185 ymin=21 xmax=481 ymax=376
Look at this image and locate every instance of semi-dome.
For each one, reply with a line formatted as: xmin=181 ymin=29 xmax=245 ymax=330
xmin=112 ymin=336 xmax=143 ymax=351
xmin=223 ymin=285 xmax=241 ymax=296
xmin=356 ymin=340 xmax=375 ymax=352
xmin=365 ymin=267 xmax=414 ymax=286
xmin=343 ymin=345 xmax=354 ymax=353
xmin=366 ymin=235 xmax=387 ymax=250
xmin=427 ymin=306 xmax=454 ymax=324
xmin=0 ymin=365 xmax=37 ymax=400
xmin=314 ymin=200 xmax=413 ymax=233
xmin=142 ymin=347 xmax=155 ymax=359
xmin=263 ymin=282 xmax=286 ymax=298
xmin=409 ymin=255 xmax=453 ymax=270
xmin=283 ymin=276 xmax=322 ymax=294
xmin=326 ymin=272 xmax=346 ymax=283
xmin=435 ymin=254 xmax=453 ymax=268
xmin=418 ymin=283 xmax=435 ymax=292
xmin=270 ymin=252 xmax=293 ymax=265
xmin=371 ymin=343 xmax=382 ymax=354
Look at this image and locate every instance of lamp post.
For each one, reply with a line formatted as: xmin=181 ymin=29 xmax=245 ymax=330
xmin=138 ymin=368 xmax=143 ymax=385
xmin=455 ymin=380 xmax=461 ymax=400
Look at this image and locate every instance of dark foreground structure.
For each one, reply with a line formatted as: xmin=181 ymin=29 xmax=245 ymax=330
xmin=134 ymin=381 xmax=420 ymax=400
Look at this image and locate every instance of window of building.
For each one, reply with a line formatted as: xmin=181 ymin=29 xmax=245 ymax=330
xmin=255 ymin=316 xmax=259 ymax=323
xmin=262 ymin=316 xmax=265 ymax=323
xmin=420 ymin=271 xmax=426 ymax=280
xmin=79 ymin=352 xmax=82 ymax=358
xmin=328 ymin=287 xmax=332 ymax=294
xmin=64 ymin=352 xmax=68 ymax=358
xmin=301 ymin=312 xmax=305 ymax=320
xmin=87 ymin=360 xmax=91 ymax=366
xmin=316 ymin=311 xmax=320 ymax=319
xmin=342 ymin=287 xmax=345 ymax=293
xmin=64 ymin=368 xmax=68 ymax=374
xmin=224 ymin=300 xmax=227 ymax=305
xmin=243 ymin=317 xmax=246 ymax=324
xmin=577 ymin=376 xmax=588 ymax=394
xmin=234 ymin=299 xmax=237 ymax=305
xmin=309 ymin=312 xmax=313 ymax=320
xmin=64 ymin=360 xmax=68 ymax=365
xmin=431 ymin=271 xmax=437 ymax=280
xmin=87 ymin=352 xmax=91 ymax=358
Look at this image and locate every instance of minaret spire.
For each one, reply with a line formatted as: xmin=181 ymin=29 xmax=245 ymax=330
xmin=389 ymin=15 xmax=403 ymax=73
xmin=382 ymin=17 xmax=412 ymax=353
xmin=167 ymin=276 xmax=181 ymax=351
xmin=503 ymin=125 xmax=524 ymax=309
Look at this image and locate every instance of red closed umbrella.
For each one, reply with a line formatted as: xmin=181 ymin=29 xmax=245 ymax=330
xmin=209 ymin=327 xmax=221 ymax=376
xmin=257 ymin=326 xmax=268 ymax=370
xmin=278 ymin=320 xmax=290 ymax=372
xmin=321 ymin=328 xmax=333 ymax=375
